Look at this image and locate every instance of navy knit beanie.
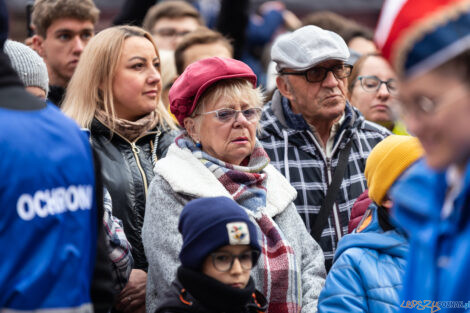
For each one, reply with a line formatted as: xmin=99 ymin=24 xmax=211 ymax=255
xmin=178 ymin=197 xmax=261 ymax=270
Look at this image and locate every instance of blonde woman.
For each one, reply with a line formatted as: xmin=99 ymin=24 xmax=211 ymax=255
xmin=62 ymin=25 xmax=177 ymax=313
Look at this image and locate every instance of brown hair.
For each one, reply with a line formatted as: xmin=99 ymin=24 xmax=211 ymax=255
xmin=142 ymin=0 xmax=203 ymax=33
xmin=347 ymin=52 xmax=381 ymax=95
xmin=32 ymin=0 xmax=99 ymax=37
xmin=62 ymin=25 xmax=176 ymax=132
xmin=174 ymin=26 xmax=233 ymax=75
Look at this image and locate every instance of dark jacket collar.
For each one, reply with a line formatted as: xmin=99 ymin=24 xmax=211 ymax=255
xmin=47 ymin=85 xmax=66 ymax=107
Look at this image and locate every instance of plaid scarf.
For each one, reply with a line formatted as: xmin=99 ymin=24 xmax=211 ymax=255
xmin=176 ymin=134 xmax=301 ymax=313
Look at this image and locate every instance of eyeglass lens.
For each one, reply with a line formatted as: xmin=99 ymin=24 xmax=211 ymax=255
xmin=359 ymin=76 xmax=397 ymax=94
xmin=215 ymin=108 xmax=261 ymax=122
xmin=211 ymin=250 xmax=259 ymax=272
xmin=306 ymin=65 xmax=352 ymax=82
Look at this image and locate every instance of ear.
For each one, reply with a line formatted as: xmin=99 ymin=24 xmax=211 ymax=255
xmin=276 ymin=75 xmax=294 ymax=101
xmin=183 ymin=117 xmax=199 ymax=141
xmin=31 ymin=35 xmax=45 ymax=57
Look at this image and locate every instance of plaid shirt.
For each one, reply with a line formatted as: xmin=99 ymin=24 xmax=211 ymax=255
xmin=258 ymin=90 xmax=390 ymax=270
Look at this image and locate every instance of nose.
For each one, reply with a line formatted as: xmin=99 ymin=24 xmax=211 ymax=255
xmin=233 ymin=110 xmax=250 ymax=126
xmin=230 ymin=258 xmax=243 ymax=275
xmin=377 ymin=82 xmax=390 ymax=99
xmin=147 ymin=66 xmax=161 ymax=85
xmin=321 ymin=70 xmax=339 ymax=88
xmin=72 ymin=36 xmax=85 ymax=54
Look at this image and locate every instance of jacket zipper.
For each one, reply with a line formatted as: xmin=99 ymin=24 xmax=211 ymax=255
xmin=307 ymin=130 xmax=345 ymax=242
xmin=114 ymin=131 xmax=157 ymax=198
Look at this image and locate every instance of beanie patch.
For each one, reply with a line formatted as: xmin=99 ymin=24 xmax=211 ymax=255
xmin=227 ymin=222 xmax=250 ymax=245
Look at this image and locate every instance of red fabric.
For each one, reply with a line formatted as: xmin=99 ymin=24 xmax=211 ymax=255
xmin=348 ymin=190 xmax=373 ymax=233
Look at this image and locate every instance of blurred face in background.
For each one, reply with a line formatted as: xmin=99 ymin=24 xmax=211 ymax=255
xmin=399 ymin=69 xmax=470 ymax=171
xmin=182 ymin=41 xmax=232 ymax=72
xmin=151 ymin=17 xmax=200 ymax=51
xmin=349 ymin=55 xmax=398 ymax=130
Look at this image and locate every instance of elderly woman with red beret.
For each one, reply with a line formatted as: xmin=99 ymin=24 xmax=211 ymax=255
xmin=142 ymin=57 xmax=326 ymax=313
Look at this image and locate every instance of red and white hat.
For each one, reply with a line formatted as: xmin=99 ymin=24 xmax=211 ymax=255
xmin=375 ymin=0 xmax=470 ymax=78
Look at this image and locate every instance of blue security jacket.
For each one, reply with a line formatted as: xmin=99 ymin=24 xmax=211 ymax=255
xmin=318 ymin=205 xmax=408 ymax=313
xmin=0 ymin=97 xmax=97 ymax=311
xmin=391 ymin=159 xmax=470 ymax=313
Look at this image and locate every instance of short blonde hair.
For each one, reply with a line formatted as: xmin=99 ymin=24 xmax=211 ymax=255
xmin=194 ymin=78 xmax=264 ymax=115
xmin=62 ymin=25 xmax=176 ymax=132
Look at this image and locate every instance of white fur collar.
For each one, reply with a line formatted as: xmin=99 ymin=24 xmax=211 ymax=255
xmin=154 ymin=144 xmax=297 ymax=217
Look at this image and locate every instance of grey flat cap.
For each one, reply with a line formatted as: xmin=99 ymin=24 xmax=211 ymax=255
xmin=271 ymin=25 xmax=350 ymax=72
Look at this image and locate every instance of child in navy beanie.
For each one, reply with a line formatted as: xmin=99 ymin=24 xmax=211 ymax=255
xmin=155 ymin=196 xmax=267 ymax=313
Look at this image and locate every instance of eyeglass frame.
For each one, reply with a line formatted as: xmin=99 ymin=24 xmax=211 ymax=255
xmin=196 ymin=107 xmax=262 ymax=123
xmin=209 ymin=250 xmax=260 ymax=272
xmin=278 ymin=64 xmax=353 ymax=83
xmin=153 ymin=28 xmax=191 ymax=38
xmin=355 ymin=75 xmax=398 ymax=95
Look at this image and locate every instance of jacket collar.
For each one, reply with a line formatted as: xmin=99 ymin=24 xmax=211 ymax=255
xmin=154 ymin=143 xmax=297 ymax=217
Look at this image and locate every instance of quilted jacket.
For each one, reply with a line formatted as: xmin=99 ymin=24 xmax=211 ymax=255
xmin=318 ymin=204 xmax=408 ymax=313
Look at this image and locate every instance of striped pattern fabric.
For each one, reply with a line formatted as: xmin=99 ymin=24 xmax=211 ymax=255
xmin=375 ymin=0 xmax=470 ymax=78
xmin=257 ymin=213 xmax=301 ymax=313
xmin=258 ymin=91 xmax=390 ymax=270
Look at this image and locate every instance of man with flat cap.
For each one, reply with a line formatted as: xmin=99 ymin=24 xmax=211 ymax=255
xmin=258 ymin=25 xmax=389 ymax=271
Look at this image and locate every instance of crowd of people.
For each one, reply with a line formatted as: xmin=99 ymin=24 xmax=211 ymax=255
xmin=1 ymin=0 xmax=470 ymax=312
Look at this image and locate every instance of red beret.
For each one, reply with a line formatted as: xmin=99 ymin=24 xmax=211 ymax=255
xmin=169 ymin=57 xmax=257 ymax=126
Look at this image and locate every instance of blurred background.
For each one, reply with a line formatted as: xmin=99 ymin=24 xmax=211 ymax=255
xmin=5 ymin=0 xmax=384 ymax=42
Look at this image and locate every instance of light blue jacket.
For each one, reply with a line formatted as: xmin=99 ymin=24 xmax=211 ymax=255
xmin=318 ymin=205 xmax=408 ymax=313
xmin=392 ymin=159 xmax=470 ymax=313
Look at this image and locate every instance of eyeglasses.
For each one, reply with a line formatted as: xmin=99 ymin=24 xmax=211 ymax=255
xmin=356 ymin=75 xmax=398 ymax=95
xmin=210 ymin=250 xmax=260 ymax=272
xmin=153 ymin=28 xmax=190 ymax=38
xmin=279 ymin=64 xmax=353 ymax=83
xmin=398 ymin=86 xmax=468 ymax=117
xmin=197 ymin=107 xmax=262 ymax=123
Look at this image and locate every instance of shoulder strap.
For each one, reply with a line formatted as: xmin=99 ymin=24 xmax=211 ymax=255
xmin=312 ymin=139 xmax=353 ymax=242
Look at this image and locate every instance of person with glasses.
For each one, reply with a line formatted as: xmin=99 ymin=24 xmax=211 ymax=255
xmin=142 ymin=1 xmax=203 ymax=52
xmin=143 ymin=57 xmax=326 ymax=313
xmin=375 ymin=0 xmax=470 ymax=310
xmin=258 ymin=25 xmax=390 ymax=272
xmin=155 ymin=196 xmax=267 ymax=313
xmin=348 ymin=53 xmax=408 ymax=135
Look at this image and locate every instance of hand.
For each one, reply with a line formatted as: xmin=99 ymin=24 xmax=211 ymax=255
xmin=115 ymin=269 xmax=147 ymax=313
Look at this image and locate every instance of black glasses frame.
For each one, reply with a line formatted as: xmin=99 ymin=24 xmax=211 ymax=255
xmin=210 ymin=250 xmax=260 ymax=272
xmin=279 ymin=64 xmax=353 ymax=83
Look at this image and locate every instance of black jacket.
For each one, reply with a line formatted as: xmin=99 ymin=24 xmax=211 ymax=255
xmin=156 ymin=267 xmax=267 ymax=313
xmin=90 ymin=118 xmax=178 ymax=270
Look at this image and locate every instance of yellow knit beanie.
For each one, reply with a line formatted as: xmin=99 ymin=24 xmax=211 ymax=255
xmin=365 ymin=135 xmax=424 ymax=205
